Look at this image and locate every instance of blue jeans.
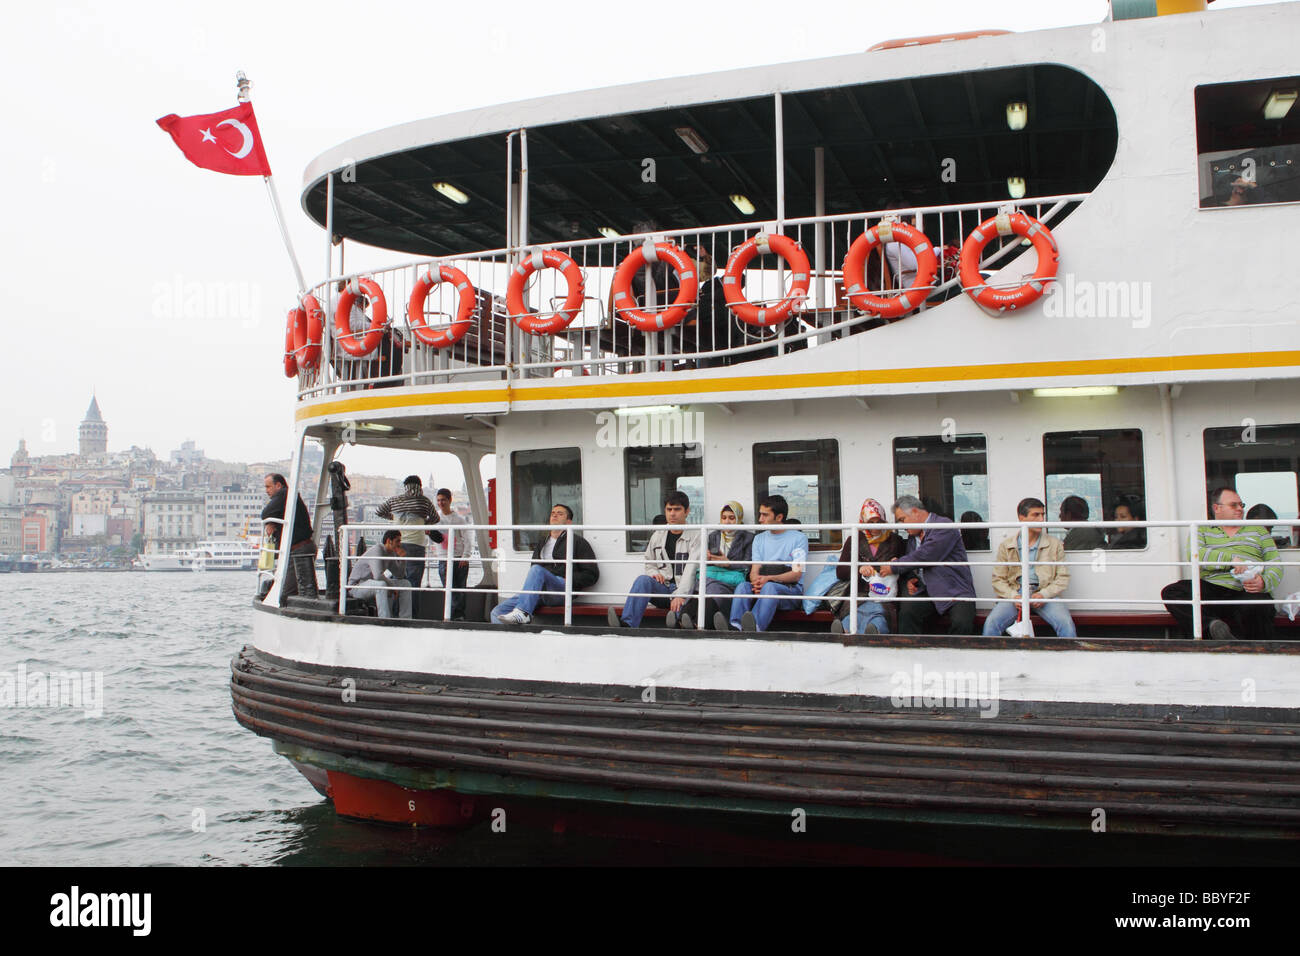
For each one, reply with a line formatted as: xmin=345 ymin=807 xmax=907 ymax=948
xmin=846 ymin=601 xmax=890 ymax=634
xmin=402 ymin=543 xmax=427 ymax=589
xmin=983 ymin=600 xmax=1076 ymax=637
xmin=621 ymin=575 xmax=675 ymax=627
xmin=730 ymin=581 xmax=803 ymax=631
xmin=490 ymin=566 xmax=566 ymax=622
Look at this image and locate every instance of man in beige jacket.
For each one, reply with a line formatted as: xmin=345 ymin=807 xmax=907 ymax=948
xmin=983 ymin=497 xmax=1076 ymax=637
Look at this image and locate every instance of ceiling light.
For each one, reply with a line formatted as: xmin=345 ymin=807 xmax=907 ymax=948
xmin=675 ymin=127 xmax=709 ymax=154
xmin=613 ymin=405 xmax=680 ymax=416
xmin=1264 ymin=90 xmax=1297 ymax=120
xmin=432 ymin=182 xmax=469 ymax=204
xmin=729 ymin=194 xmax=756 ymax=215
xmin=358 ymin=423 xmax=395 ymax=432
xmin=1007 ymin=176 xmax=1026 ymax=199
xmin=1006 ymin=101 xmax=1028 ymax=131
xmin=1032 ymin=386 xmax=1119 ymax=398
xmin=598 ymin=227 xmax=621 ymax=239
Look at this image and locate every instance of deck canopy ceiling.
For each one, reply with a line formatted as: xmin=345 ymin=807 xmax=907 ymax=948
xmin=302 ymin=63 xmax=1117 ymax=258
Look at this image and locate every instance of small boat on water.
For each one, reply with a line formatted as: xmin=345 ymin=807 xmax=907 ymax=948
xmin=136 ymin=539 xmax=260 ymax=571
xmin=232 ymin=2 xmax=1300 ymax=858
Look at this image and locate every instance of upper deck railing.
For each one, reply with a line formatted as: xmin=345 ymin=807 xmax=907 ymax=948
xmin=325 ymin=518 xmax=1299 ymax=640
xmin=293 ymin=195 xmax=1084 ymax=402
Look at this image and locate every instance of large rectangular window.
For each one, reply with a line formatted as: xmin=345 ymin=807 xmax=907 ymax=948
xmin=511 ymin=447 xmax=581 ymax=550
xmin=752 ymin=440 xmax=842 ymax=548
xmin=1205 ymin=423 xmax=1299 ymax=548
xmin=1043 ymin=429 xmax=1146 ymax=549
xmin=624 ymin=445 xmax=703 ymax=551
xmin=1195 ymin=76 xmax=1300 ymax=209
xmin=893 ymin=434 xmax=989 ymax=548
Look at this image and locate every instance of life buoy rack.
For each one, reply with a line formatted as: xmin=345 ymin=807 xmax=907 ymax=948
xmin=292 ymin=294 xmax=324 ymax=370
xmin=408 ymin=265 xmax=477 ymax=348
xmin=722 ymin=233 xmax=811 ymax=327
xmin=283 ymin=310 xmax=298 ymax=378
xmin=841 ymin=220 xmax=938 ymax=319
xmin=506 ymin=249 xmax=585 ymax=335
xmin=334 ymin=278 xmax=388 ymax=356
xmin=958 ymin=212 xmax=1059 ymax=313
xmin=610 ymin=241 xmax=699 ymax=332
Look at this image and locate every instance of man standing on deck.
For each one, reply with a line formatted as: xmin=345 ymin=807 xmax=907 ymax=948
xmin=375 ymin=476 xmax=438 ymax=590
xmin=262 ymin=473 xmax=314 ymax=597
xmin=879 ymin=495 xmax=976 ymax=635
xmin=432 ymin=487 xmax=472 ymax=620
xmin=1161 ymin=487 xmax=1282 ymax=640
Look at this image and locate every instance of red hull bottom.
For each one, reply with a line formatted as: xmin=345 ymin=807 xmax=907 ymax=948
xmin=325 ymin=770 xmax=479 ymax=828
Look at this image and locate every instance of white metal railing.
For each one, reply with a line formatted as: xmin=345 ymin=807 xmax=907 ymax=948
xmin=293 ymin=195 xmax=1085 ymax=400
xmin=310 ymin=518 xmax=1299 ymax=640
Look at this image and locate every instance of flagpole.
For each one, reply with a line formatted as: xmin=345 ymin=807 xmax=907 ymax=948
xmin=237 ymin=71 xmax=308 ymax=296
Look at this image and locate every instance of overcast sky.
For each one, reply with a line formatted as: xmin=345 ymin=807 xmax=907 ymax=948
xmin=1 ymin=0 xmax=1284 ymax=483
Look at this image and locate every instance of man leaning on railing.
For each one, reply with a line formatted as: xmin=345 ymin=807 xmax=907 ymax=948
xmin=1161 ymin=487 xmax=1282 ymax=641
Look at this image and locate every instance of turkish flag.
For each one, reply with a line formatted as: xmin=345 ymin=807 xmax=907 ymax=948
xmin=156 ymin=102 xmax=272 ymax=176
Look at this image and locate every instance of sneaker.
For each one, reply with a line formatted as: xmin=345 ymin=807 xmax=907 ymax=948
xmin=500 ymin=608 xmax=531 ymax=625
xmin=863 ymin=621 xmax=880 ymax=635
xmin=712 ymin=611 xmax=730 ymax=632
xmin=680 ymin=612 xmax=695 ymax=631
xmin=1207 ymin=618 xmax=1234 ymax=641
xmin=740 ymin=611 xmax=758 ymax=632
xmin=831 ymin=618 xmax=845 ymax=635
xmin=607 ymin=607 xmax=625 ymax=629
xmin=665 ymin=610 xmax=679 ymax=629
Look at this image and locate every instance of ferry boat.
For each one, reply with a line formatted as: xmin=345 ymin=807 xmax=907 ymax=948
xmin=232 ymin=2 xmax=1300 ymax=859
xmin=136 ymin=539 xmax=259 ymax=571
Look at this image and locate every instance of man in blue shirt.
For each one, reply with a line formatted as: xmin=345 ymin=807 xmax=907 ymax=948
xmin=720 ymin=494 xmax=809 ymax=632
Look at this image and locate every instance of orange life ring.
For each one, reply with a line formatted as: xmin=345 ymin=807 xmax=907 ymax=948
xmin=334 ymin=278 xmax=388 ymax=356
xmin=408 ymin=265 xmax=477 ymax=348
xmin=507 ymin=249 xmax=585 ymax=335
xmin=722 ymin=233 xmax=811 ymax=327
xmin=959 ymin=212 xmax=1059 ymax=313
xmin=610 ymin=241 xmax=699 ymax=332
xmin=292 ymin=294 xmax=324 ymax=370
xmin=283 ymin=310 xmax=298 ymax=378
xmin=841 ymin=221 xmax=937 ymax=319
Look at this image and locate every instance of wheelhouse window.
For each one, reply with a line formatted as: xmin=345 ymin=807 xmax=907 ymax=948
xmin=1196 ymin=76 xmax=1300 ymax=209
xmin=625 ymin=445 xmax=703 ymax=551
xmin=752 ymin=440 xmax=842 ymax=548
xmin=1204 ymin=424 xmax=1299 ymax=548
xmin=511 ymin=447 xmax=582 ymax=551
xmin=1043 ymin=429 xmax=1147 ymax=549
xmin=893 ymin=434 xmax=989 ymax=548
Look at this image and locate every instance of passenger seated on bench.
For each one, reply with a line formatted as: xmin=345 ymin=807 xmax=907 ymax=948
xmin=347 ymin=530 xmax=412 ymax=620
xmin=983 ymin=497 xmax=1076 ymax=638
xmin=1060 ymin=495 xmax=1105 ymax=551
xmin=676 ymin=500 xmax=754 ymax=630
xmin=830 ymin=498 xmax=907 ymax=635
xmin=880 ymin=495 xmax=976 ymax=635
xmin=722 ymin=494 xmax=809 ymax=632
xmin=493 ymin=504 xmax=599 ymax=625
xmin=608 ymin=491 xmax=701 ymax=629
xmin=1105 ymin=495 xmax=1147 ymax=550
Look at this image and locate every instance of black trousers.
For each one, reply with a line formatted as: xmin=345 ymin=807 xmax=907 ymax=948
xmin=898 ymin=598 xmax=976 ymax=636
xmin=436 ymin=558 xmax=470 ymax=619
xmin=1161 ymin=579 xmax=1276 ymax=640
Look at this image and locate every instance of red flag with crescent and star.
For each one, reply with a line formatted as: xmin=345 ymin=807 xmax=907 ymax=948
xmin=156 ymin=102 xmax=272 ymax=176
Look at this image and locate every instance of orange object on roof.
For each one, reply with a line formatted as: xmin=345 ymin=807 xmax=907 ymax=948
xmin=868 ymin=30 xmax=1010 ymax=52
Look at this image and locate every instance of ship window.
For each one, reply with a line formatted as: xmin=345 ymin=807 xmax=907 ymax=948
xmin=624 ymin=445 xmax=703 ymax=551
xmin=1195 ymin=76 xmax=1300 ymax=208
xmin=893 ymin=434 xmax=990 ymax=549
xmin=1043 ymin=430 xmax=1147 ymax=549
xmin=510 ymin=447 xmax=582 ymax=551
xmin=752 ymin=440 xmax=842 ymax=548
xmin=1204 ymin=424 xmax=1299 ymax=548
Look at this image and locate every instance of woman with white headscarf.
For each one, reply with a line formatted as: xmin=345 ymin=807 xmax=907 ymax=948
xmin=668 ymin=501 xmax=753 ymax=630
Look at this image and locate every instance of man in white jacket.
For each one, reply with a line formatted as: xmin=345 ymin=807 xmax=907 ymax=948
xmin=609 ymin=490 xmax=701 ymax=628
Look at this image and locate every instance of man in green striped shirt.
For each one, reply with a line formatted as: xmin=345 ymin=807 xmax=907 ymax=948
xmin=1161 ymin=487 xmax=1282 ymax=640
